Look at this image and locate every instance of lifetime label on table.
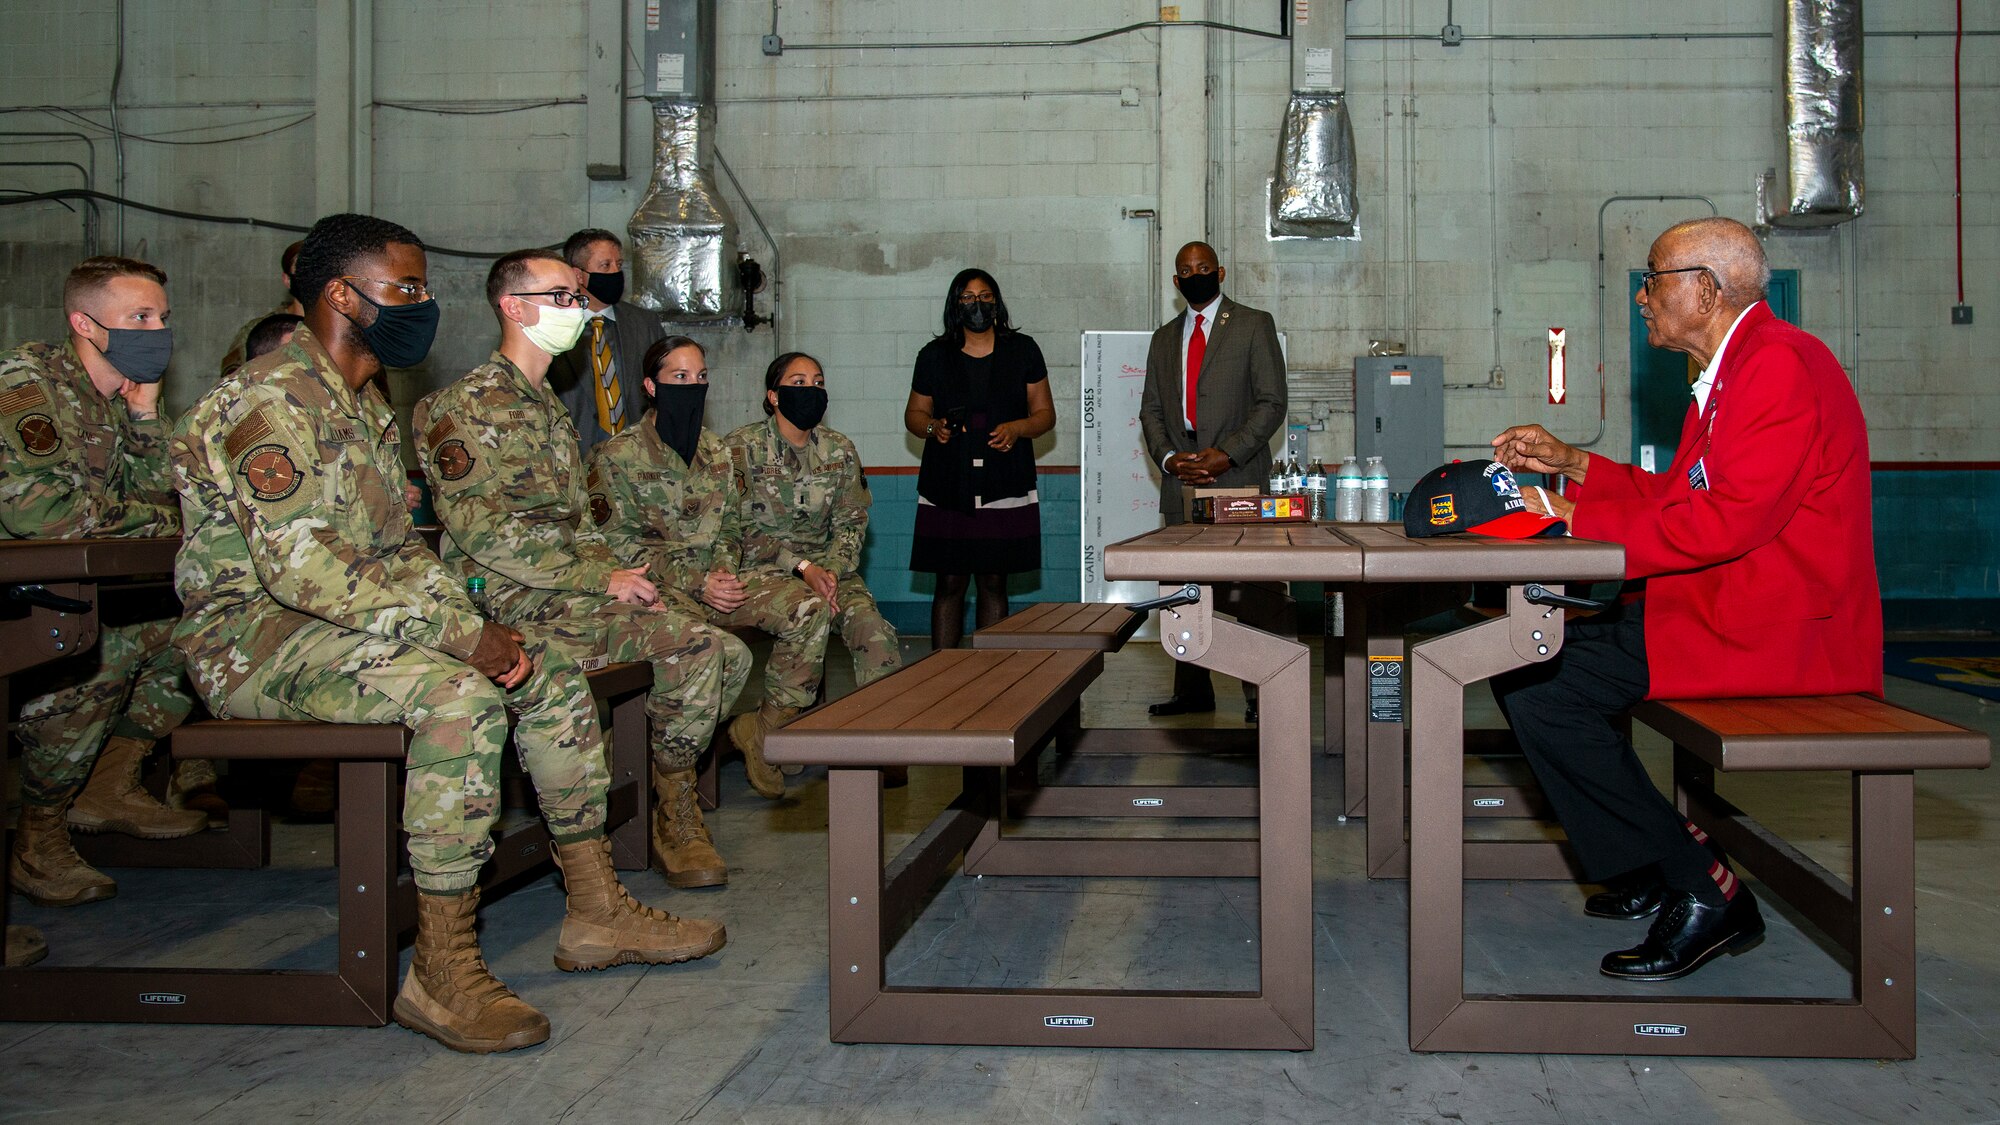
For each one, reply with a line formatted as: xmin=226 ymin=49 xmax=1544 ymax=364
xmin=1368 ymin=654 xmax=1404 ymax=723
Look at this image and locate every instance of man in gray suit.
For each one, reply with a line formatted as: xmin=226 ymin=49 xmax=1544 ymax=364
xmin=1138 ymin=240 xmax=1289 ymax=719
xmin=548 ymin=229 xmax=669 ymax=456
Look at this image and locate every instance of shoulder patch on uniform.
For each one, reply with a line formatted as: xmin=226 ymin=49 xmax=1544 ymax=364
xmin=590 ymin=492 xmax=611 ymax=526
xmin=223 ymin=408 xmax=275 ymax=462
xmin=0 ymin=382 xmax=49 ymax=417
xmin=239 ymin=443 xmax=302 ymax=502
xmin=586 ymin=466 xmax=602 ymax=493
xmin=425 ymin=413 xmax=458 ymax=448
xmin=14 ymin=413 xmax=60 ymax=456
xmin=434 ymin=439 xmax=476 ymax=481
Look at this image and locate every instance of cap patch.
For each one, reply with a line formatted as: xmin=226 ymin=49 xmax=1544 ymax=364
xmin=1428 ymin=494 xmax=1456 ymax=526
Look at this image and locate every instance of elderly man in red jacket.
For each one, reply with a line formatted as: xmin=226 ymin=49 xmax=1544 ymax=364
xmin=1490 ymin=216 xmax=1880 ymax=983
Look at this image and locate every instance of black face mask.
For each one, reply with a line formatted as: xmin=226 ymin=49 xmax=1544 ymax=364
xmin=959 ymin=301 xmax=996 ymax=333
xmin=342 ymin=282 xmax=440 ymax=369
xmin=83 ymin=314 xmax=173 ymax=383
xmin=585 ymin=270 xmax=625 ymax=307
xmin=652 ymin=382 xmax=707 ymax=465
xmin=1175 ymin=270 xmax=1221 ymax=308
xmin=774 ymin=385 xmax=828 ymax=431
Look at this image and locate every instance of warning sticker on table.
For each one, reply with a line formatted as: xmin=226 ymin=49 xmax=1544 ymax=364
xmin=1368 ymin=654 xmax=1403 ymax=723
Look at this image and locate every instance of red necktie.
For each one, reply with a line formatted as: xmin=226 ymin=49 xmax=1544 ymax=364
xmin=1185 ymin=312 xmax=1206 ymax=432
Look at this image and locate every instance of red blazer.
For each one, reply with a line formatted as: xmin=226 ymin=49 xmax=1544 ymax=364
xmin=1569 ymin=303 xmax=1881 ymax=699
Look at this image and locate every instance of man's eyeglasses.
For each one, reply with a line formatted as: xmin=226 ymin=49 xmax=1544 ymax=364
xmin=510 ymin=289 xmax=591 ymax=308
xmin=1640 ymin=265 xmax=1720 ymax=292
xmin=342 ymin=276 xmax=433 ymax=302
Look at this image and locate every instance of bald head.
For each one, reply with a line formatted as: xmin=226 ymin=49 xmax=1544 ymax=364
xmin=1658 ymin=217 xmax=1770 ymax=306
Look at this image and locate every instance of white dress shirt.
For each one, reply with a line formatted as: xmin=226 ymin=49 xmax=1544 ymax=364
xmin=1692 ymin=302 xmax=1759 ymax=415
xmin=1163 ymin=295 xmax=1224 ymax=469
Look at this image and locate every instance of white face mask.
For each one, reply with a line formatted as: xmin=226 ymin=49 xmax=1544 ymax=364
xmin=518 ymin=301 xmax=588 ymax=356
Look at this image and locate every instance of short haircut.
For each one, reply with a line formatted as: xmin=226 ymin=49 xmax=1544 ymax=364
xmin=1662 ymin=216 xmax=1772 ymax=303
xmin=485 ymin=248 xmax=569 ymax=310
xmin=641 ymin=335 xmax=707 ymax=382
xmin=245 ymin=313 xmax=304 ymax=362
xmin=762 ymin=350 xmax=820 ymax=415
xmin=562 ymin=228 xmax=622 ymax=268
xmin=63 ymin=255 xmax=167 ymax=315
xmin=290 ymin=212 xmax=425 ymax=312
xmin=280 ymin=240 xmax=304 ymax=277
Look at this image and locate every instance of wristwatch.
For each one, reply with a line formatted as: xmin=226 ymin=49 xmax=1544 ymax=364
xmin=924 ymin=419 xmax=937 ymax=437
xmin=793 ymin=559 xmax=811 ymax=578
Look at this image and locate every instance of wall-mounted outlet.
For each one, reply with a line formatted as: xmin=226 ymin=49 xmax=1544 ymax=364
xmin=1952 ymin=305 xmax=1974 ymax=325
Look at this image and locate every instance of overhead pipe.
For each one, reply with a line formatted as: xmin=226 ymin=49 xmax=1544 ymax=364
xmin=1769 ymin=0 xmax=1865 ymax=228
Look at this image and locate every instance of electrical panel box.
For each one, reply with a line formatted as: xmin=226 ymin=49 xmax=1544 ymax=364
xmin=641 ymin=0 xmax=715 ymax=104
xmin=1353 ymin=355 xmax=1444 ymax=494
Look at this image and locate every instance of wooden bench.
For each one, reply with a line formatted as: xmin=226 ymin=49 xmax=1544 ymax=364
xmin=765 ymin=645 xmax=1314 ymax=1050
xmin=1410 ymin=692 xmax=1991 ymax=1058
xmin=0 ymin=662 xmax=651 ymax=1027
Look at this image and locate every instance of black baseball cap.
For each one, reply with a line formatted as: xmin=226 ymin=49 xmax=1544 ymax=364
xmin=1405 ymin=460 xmax=1567 ymax=539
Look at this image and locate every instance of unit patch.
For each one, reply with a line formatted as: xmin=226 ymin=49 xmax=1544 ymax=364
xmin=435 ymin=439 xmax=475 ymax=481
xmin=15 ymin=413 xmax=60 ymax=456
xmin=590 ymin=493 xmax=611 ymax=525
xmin=1428 ymin=494 xmax=1457 ymax=526
xmin=240 ymin=444 xmax=302 ymax=502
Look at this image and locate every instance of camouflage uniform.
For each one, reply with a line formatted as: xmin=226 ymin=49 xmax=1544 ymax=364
xmin=171 ymin=327 xmax=608 ymax=893
xmin=415 ymin=354 xmax=749 ymax=772
xmin=0 ymin=340 xmax=193 ymax=805
xmin=723 ymin=416 xmax=901 ymax=688
xmin=218 ymin=299 xmax=293 ymax=376
xmin=588 ymin=416 xmax=831 ymax=713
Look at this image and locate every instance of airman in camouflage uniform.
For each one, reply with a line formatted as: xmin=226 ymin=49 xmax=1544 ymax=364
xmin=170 ymin=219 xmax=721 ymax=1056
xmin=416 ymin=250 xmax=747 ymax=889
xmin=1 ymin=257 xmax=209 ymax=966
xmin=721 ymin=351 xmax=904 ymax=796
xmin=587 ymin=337 xmax=832 ymax=801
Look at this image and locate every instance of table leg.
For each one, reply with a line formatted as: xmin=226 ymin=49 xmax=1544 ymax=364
xmin=1407 ymin=587 xmax=1564 ymax=1046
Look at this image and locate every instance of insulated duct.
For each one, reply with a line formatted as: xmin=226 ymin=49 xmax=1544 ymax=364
xmin=1270 ymin=0 xmax=1357 ymax=240
xmin=628 ymin=0 xmax=741 ymax=319
xmin=1771 ymin=0 xmax=1864 ymax=228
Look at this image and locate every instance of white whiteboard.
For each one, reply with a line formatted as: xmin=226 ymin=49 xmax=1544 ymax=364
xmin=1079 ymin=331 xmax=1158 ymax=608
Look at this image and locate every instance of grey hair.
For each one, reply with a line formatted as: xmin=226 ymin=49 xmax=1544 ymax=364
xmin=1663 ymin=216 xmax=1771 ymax=303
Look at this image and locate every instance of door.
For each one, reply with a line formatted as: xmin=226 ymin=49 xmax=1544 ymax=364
xmin=1628 ymin=269 xmax=1798 ymax=472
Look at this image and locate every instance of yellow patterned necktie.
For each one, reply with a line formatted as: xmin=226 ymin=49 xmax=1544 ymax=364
xmin=590 ymin=317 xmax=624 ymax=434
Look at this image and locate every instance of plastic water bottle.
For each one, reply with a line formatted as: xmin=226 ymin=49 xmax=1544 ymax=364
xmin=1282 ymin=436 xmax=1306 ymax=495
xmin=1267 ymin=458 xmax=1288 ymax=495
xmin=466 ymin=574 xmax=487 ymax=612
xmin=1304 ymin=461 xmax=1329 ymax=521
xmin=1334 ymin=456 xmax=1364 ymax=522
xmin=1363 ymin=456 xmax=1392 ymax=522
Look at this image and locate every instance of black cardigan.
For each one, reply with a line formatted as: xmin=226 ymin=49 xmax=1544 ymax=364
xmin=911 ymin=331 xmax=1048 ymax=513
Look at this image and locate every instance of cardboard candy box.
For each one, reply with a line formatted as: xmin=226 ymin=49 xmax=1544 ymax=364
xmin=1192 ymin=494 xmax=1312 ymax=523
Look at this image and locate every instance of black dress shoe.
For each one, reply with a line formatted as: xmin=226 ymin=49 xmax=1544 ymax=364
xmin=1584 ymin=875 xmax=1666 ymax=921
xmin=1148 ymin=695 xmax=1216 ymax=717
xmin=1600 ymin=890 xmax=1765 ymax=982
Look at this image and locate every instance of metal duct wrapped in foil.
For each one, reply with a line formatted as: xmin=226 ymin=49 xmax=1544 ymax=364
xmin=1269 ymin=92 xmax=1358 ymax=240
xmin=1775 ymin=0 xmax=1864 ymax=228
xmin=628 ymin=102 xmax=740 ymax=319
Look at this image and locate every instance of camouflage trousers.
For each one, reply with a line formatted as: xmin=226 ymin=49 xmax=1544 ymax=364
xmin=15 ymin=616 xmax=195 ymax=806
xmin=497 ymin=588 xmax=751 ymax=771
xmin=663 ymin=576 xmax=832 ymax=714
xmin=218 ymin=619 xmax=608 ymax=894
xmin=828 ymin=575 xmax=903 ymax=688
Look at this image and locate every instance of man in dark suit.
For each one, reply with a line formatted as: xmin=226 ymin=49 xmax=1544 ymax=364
xmin=548 ymin=229 xmax=669 ymax=456
xmin=1137 ymin=241 xmax=1289 ymax=718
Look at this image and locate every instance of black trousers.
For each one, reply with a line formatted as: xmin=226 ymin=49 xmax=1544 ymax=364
xmin=1490 ymin=602 xmax=1716 ymax=888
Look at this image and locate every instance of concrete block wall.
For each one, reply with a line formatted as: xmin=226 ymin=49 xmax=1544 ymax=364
xmin=2 ymin=0 xmax=1994 ymax=618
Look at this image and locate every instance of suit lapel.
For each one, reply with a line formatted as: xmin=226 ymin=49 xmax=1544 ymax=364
xmin=1196 ymin=298 xmax=1233 ymax=381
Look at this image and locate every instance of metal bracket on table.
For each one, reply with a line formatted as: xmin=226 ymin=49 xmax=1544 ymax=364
xmin=1507 ymin=584 xmax=1580 ymax=666
xmin=0 ymin=581 xmax=98 ymax=677
xmin=1150 ymin=582 xmax=1211 ymax=663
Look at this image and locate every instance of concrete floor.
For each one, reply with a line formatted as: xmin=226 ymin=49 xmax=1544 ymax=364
xmin=3 ymin=637 xmax=1997 ymax=1124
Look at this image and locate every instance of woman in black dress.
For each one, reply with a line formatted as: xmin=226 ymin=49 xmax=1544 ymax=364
xmin=903 ymin=268 xmax=1057 ymax=649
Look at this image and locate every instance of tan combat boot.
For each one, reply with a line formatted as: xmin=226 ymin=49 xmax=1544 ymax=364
xmin=5 ymin=925 xmax=48 ymax=968
xmin=728 ymin=703 xmax=797 ymax=800
xmin=551 ymin=836 xmax=725 ymax=971
xmin=653 ymin=767 xmax=727 ymax=888
xmin=166 ymin=758 xmax=231 ymax=829
xmin=392 ymin=887 xmax=550 ymax=1054
xmin=9 ymin=802 xmax=116 ymax=907
xmin=67 ymin=736 xmax=208 ymax=839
